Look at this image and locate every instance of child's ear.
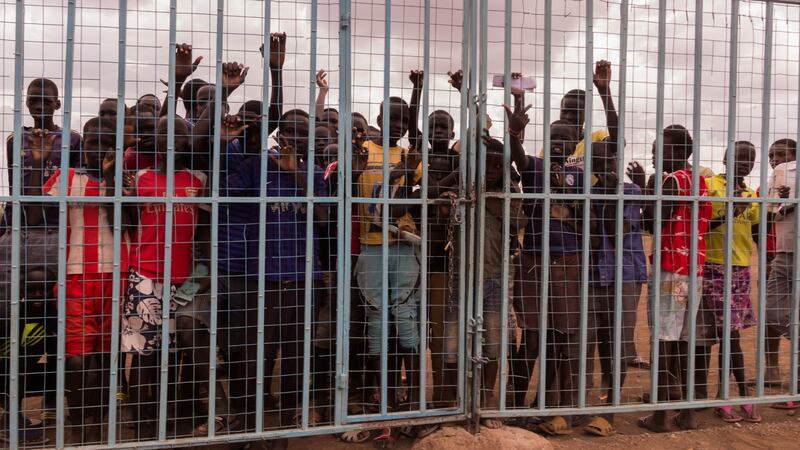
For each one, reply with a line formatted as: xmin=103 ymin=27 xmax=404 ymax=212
xmin=55 ymin=99 xmax=62 ymax=111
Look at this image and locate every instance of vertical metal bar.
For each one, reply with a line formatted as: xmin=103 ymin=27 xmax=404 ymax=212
xmin=207 ymin=0 xmax=225 ymax=437
xmin=721 ymin=0 xmax=740 ymax=401
xmin=302 ymin=0 xmax=319 ymax=430
xmin=611 ymin=0 xmax=629 ymax=408
xmin=107 ymin=1 xmax=128 ymax=444
xmin=685 ymin=0 xmax=704 ymax=403
xmin=418 ymin=0 xmax=431 ymax=412
xmin=578 ymin=0 xmax=594 ymax=408
xmin=472 ymin=0 xmax=489 ymax=418
xmin=159 ymin=0 xmax=178 ymax=439
xmin=498 ymin=0 xmax=512 ymax=413
xmin=648 ymin=0 xmax=667 ymax=406
xmin=55 ymin=2 xmax=77 ymax=447
xmin=335 ymin=0 xmax=352 ymax=425
xmin=8 ymin=1 xmax=25 ymax=448
xmin=380 ymin=0 xmax=391 ymax=417
xmin=790 ymin=3 xmax=800 ymax=398
xmin=537 ymin=0 xmax=553 ymax=411
xmin=255 ymin=0 xmax=272 ymax=432
xmin=456 ymin=0 xmax=471 ymax=412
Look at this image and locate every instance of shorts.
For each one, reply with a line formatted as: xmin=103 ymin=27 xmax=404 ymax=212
xmin=481 ymin=278 xmax=502 ymax=360
xmin=60 ymin=273 xmax=115 ymax=357
xmin=766 ymin=252 xmax=797 ymax=336
xmin=121 ymin=269 xmax=178 ymax=355
xmin=356 ymin=244 xmax=420 ymax=354
xmin=701 ymin=263 xmax=755 ymax=335
xmin=647 ymin=270 xmax=702 ymax=341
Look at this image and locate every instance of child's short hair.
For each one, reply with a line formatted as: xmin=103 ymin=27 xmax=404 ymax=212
xmin=83 ymin=116 xmax=116 ymax=134
xmin=563 ymin=89 xmax=586 ymax=104
xmin=484 ymin=136 xmax=504 ymax=154
xmin=239 ymin=100 xmax=264 ymax=115
xmin=663 ymin=124 xmax=693 ymax=158
xmin=323 ymin=107 xmax=339 ymax=114
xmin=380 ymin=96 xmax=410 ymax=117
xmin=180 ymin=79 xmax=208 ymax=113
xmin=352 ymin=112 xmax=367 ymax=123
xmin=430 ymin=110 xmax=455 ymax=128
xmin=280 ymin=108 xmax=310 ymax=123
xmin=772 ymin=138 xmax=797 ymax=155
xmin=28 ymin=77 xmax=59 ymax=95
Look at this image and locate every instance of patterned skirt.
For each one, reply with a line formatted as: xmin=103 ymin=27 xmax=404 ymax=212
xmin=701 ymin=263 xmax=756 ymax=332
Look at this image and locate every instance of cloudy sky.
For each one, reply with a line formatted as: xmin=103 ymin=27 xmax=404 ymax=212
xmin=1 ymin=0 xmax=799 ymax=193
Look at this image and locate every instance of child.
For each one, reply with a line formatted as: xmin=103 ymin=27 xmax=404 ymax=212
xmin=120 ymin=115 xmax=207 ymax=439
xmin=637 ymin=125 xmax=711 ymax=433
xmin=314 ymin=69 xmax=339 ymax=130
xmin=508 ymin=105 xmax=585 ymax=433
xmin=42 ymin=117 xmax=126 ymax=444
xmin=697 ymin=141 xmax=760 ymax=423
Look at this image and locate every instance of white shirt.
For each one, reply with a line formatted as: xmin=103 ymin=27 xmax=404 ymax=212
xmin=768 ymin=160 xmax=797 ymax=253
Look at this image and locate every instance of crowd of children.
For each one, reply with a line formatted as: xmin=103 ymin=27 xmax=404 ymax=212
xmin=0 ymin=34 xmax=798 ymax=449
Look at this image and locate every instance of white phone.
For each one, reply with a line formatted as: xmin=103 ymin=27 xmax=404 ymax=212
xmin=492 ymin=74 xmax=536 ymax=92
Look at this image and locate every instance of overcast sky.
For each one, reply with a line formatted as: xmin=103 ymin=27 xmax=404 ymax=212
xmin=1 ymin=0 xmax=799 ymax=193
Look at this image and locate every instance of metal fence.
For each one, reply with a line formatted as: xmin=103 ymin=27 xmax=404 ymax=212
xmin=1 ymin=0 xmax=799 ymax=449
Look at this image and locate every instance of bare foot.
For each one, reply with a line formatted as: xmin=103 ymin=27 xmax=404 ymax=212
xmin=481 ymin=418 xmax=504 ymax=429
xmin=637 ymin=414 xmax=670 ymax=433
xmin=673 ymin=410 xmax=699 ymax=430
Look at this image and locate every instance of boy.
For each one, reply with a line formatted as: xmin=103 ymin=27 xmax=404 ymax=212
xmin=637 ymin=125 xmax=711 ymax=432
xmin=42 ymin=117 xmax=123 ymax=444
xmin=314 ymin=70 xmax=340 ymax=130
xmin=765 ymin=138 xmax=798 ymax=409
xmin=120 ymin=115 xmax=207 ymax=439
xmin=696 ymin=141 xmax=760 ymax=423
xmin=508 ymin=105 xmax=585 ymax=433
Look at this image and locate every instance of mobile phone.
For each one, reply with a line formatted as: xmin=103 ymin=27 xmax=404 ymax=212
xmin=492 ymin=74 xmax=536 ymax=91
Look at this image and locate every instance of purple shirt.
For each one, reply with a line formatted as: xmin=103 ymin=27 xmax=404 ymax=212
xmin=520 ymin=156 xmax=585 ymax=254
xmin=2 ymin=126 xmax=82 ymax=233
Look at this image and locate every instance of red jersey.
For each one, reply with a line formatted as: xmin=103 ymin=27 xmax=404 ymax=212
xmin=123 ymin=147 xmax=157 ymax=172
xmin=656 ymin=169 xmax=712 ymax=276
xmin=130 ymin=169 xmax=207 ymax=283
xmin=43 ymin=168 xmax=128 ymax=275
xmin=756 ymin=188 xmax=777 ymax=258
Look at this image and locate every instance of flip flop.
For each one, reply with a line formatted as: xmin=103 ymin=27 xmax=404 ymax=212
xmin=583 ymin=416 xmax=615 ymax=437
xmin=740 ymin=404 xmax=763 ymax=423
xmin=771 ymin=401 xmax=800 ymax=410
xmin=538 ymin=416 xmax=574 ymax=436
xmin=714 ymin=406 xmax=742 ymax=423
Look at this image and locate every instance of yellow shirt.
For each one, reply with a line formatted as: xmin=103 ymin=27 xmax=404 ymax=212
xmin=704 ymin=174 xmax=759 ymax=266
xmin=357 ymin=141 xmax=421 ymax=246
xmin=538 ymin=129 xmax=610 ymax=168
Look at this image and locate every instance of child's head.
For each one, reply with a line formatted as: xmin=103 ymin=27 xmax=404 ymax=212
xmin=591 ymin=137 xmax=617 ymax=176
xmin=484 ymin=137 xmax=505 ymax=187
xmin=367 ymin=125 xmax=381 ymax=143
xmin=726 ymin=141 xmax=756 ymax=178
xmin=377 ymin=96 xmax=411 ymax=144
xmin=180 ymin=79 xmax=208 ymax=120
xmin=559 ymin=89 xmax=586 ymax=129
xmin=82 ymin=116 xmax=117 ymax=171
xmin=237 ymin=100 xmax=264 ymax=154
xmin=549 ymin=119 xmax=579 ymax=165
xmin=314 ymin=125 xmax=335 ymax=162
xmin=98 ymin=98 xmax=122 ymax=120
xmin=136 ymin=94 xmax=161 ymax=115
xmin=352 ymin=112 xmax=369 ymax=135
xmin=155 ymin=115 xmax=190 ymax=158
xmin=768 ymin=138 xmax=797 ymax=169
xmin=22 ymin=267 xmax=55 ymax=313
xmin=278 ymin=109 xmax=310 ymax=157
xmin=654 ymin=124 xmax=693 ymax=173
xmin=134 ymin=105 xmax=158 ymax=152
xmin=428 ymin=110 xmax=455 ymax=150
xmin=26 ymin=78 xmax=60 ymax=119
xmin=320 ymin=107 xmax=339 ymax=129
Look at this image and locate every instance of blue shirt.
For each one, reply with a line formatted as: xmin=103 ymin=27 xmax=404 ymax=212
xmin=227 ymin=152 xmax=327 ymax=282
xmin=591 ymin=182 xmax=648 ymax=285
xmin=219 ymin=140 xmax=260 ymax=275
xmin=520 ymin=156 xmax=585 ymax=254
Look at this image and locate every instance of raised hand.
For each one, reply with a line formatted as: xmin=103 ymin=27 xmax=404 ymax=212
xmin=593 ymin=59 xmax=612 ymax=92
xmin=316 ymin=69 xmax=329 ymax=90
xmin=174 ymin=43 xmax=203 ymax=82
xmin=271 ymin=135 xmax=299 ymax=172
xmin=550 ymin=162 xmax=565 ymax=189
xmin=777 ymin=185 xmax=791 ymax=199
xmin=219 ymin=114 xmax=249 ymax=143
xmin=260 ymin=32 xmax=287 ymax=69
xmin=403 ymin=146 xmax=422 ymax=172
xmin=502 ymin=103 xmax=531 ymax=135
xmin=626 ymin=161 xmax=646 ymax=190
xmin=510 ymin=72 xmax=524 ymax=96
xmin=221 ymin=61 xmax=249 ymax=93
xmin=447 ymin=70 xmax=463 ymax=92
xmin=122 ymin=171 xmax=137 ymax=196
xmin=409 ymin=70 xmax=424 ymax=89
xmin=28 ymin=128 xmax=57 ymax=166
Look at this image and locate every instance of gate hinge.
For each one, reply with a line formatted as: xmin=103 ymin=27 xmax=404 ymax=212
xmin=340 ymin=12 xmax=351 ymax=29
xmin=336 ymin=372 xmax=348 ymax=390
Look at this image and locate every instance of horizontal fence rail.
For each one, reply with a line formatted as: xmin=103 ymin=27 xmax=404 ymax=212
xmin=0 ymin=1 xmax=799 ymax=449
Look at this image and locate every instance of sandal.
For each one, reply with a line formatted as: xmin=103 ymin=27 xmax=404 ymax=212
xmin=538 ymin=416 xmax=574 ymax=436
xmin=740 ymin=404 xmax=762 ymax=423
xmin=771 ymin=401 xmax=800 ymax=410
xmin=373 ymin=427 xmax=399 ymax=449
xmin=714 ymin=406 xmax=742 ymax=423
xmin=340 ymin=429 xmax=374 ymax=444
xmin=583 ymin=416 xmax=615 ymax=437
xmin=194 ymin=416 xmax=227 ymax=436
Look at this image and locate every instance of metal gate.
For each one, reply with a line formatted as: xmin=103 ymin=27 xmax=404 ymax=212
xmin=1 ymin=0 xmax=800 ymax=449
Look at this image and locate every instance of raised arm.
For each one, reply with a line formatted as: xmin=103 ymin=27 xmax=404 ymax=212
xmin=503 ymin=103 xmax=532 ymax=172
xmin=159 ymin=43 xmax=203 ymax=118
xmin=408 ymin=70 xmax=424 ymax=151
xmin=23 ymin=129 xmax=57 ymax=226
xmin=191 ymin=62 xmax=249 ymax=156
xmin=593 ymin=60 xmax=619 ymax=146
xmin=315 ymin=70 xmax=329 ymax=120
xmin=263 ymin=32 xmax=286 ymax=136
